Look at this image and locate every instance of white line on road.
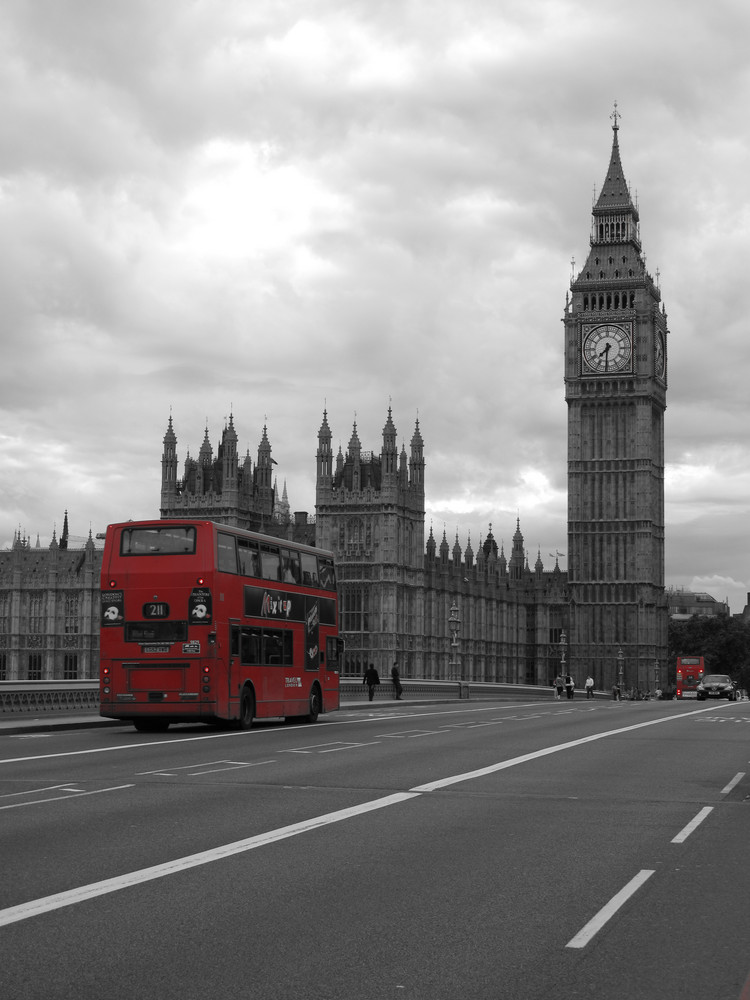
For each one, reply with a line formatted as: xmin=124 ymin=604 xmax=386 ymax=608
xmin=0 ymin=791 xmax=417 ymax=928
xmin=671 ymin=806 xmax=713 ymax=843
xmin=566 ymin=870 xmax=655 ymax=949
xmin=0 ymin=705 xmax=728 ymax=927
xmin=0 ymin=702 xmax=732 ymax=766
xmin=720 ymin=772 xmax=745 ymax=795
xmin=409 ymin=712 xmax=714 ymax=792
xmin=0 ymin=784 xmax=134 ymax=812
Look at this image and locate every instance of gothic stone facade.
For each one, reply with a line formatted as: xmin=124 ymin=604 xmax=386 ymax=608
xmin=315 ymin=408 xmax=570 ymax=681
xmin=160 ymin=414 xmax=314 ymax=544
xmin=0 ymin=527 xmax=102 ymax=681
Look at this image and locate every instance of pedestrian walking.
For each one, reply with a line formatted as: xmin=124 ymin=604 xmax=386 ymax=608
xmin=363 ymin=663 xmax=380 ymax=702
xmin=585 ymin=675 xmax=594 ymax=699
xmin=565 ymin=674 xmax=575 ymax=699
xmin=554 ymin=673 xmax=564 ymax=700
xmin=391 ymin=661 xmax=403 ymax=699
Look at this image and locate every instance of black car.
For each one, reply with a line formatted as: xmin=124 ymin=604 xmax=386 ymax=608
xmin=696 ymin=674 xmax=737 ymax=701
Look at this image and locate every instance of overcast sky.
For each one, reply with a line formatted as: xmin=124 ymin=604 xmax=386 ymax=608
xmin=2 ymin=0 xmax=749 ymax=611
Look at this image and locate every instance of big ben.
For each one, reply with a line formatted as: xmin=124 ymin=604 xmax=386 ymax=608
xmin=564 ymin=107 xmax=668 ymax=692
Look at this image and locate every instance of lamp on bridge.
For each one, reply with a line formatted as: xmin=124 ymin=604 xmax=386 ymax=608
xmin=654 ymin=658 xmax=659 ymax=695
xmin=559 ymin=630 xmax=567 ymax=676
xmin=448 ymin=602 xmax=461 ymax=680
xmin=617 ymin=648 xmax=624 ymax=698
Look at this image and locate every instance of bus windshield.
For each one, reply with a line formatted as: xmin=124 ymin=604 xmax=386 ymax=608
xmin=121 ymin=526 xmax=197 ymax=556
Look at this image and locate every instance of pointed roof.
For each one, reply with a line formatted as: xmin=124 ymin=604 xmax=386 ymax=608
xmin=594 ymin=105 xmax=638 ymax=220
xmin=163 ymin=413 xmax=176 ymax=444
xmin=382 ymin=405 xmax=397 ymax=441
xmin=318 ymin=408 xmax=331 ymax=440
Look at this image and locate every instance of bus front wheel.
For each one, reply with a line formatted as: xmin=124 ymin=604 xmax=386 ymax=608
xmin=239 ymin=689 xmax=255 ymax=730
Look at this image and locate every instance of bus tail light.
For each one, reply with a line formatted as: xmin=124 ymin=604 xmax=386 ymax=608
xmin=202 ymin=665 xmax=211 ymax=694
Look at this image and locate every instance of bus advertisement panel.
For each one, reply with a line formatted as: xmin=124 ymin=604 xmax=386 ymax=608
xmin=675 ymin=656 xmax=705 ymax=699
xmin=100 ymin=520 xmax=342 ymax=732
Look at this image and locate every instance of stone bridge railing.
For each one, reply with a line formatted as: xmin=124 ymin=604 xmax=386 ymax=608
xmin=1 ymin=678 xmax=606 ymax=715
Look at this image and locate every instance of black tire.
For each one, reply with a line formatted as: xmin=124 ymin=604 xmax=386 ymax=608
xmin=133 ymin=718 xmax=170 ymax=733
xmin=239 ymin=688 xmax=255 ymax=730
xmin=305 ymin=686 xmax=321 ymax=723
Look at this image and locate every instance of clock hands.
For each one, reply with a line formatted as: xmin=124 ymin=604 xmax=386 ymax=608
xmin=598 ymin=342 xmax=611 ymax=370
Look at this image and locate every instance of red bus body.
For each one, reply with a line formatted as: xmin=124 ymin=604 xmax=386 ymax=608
xmin=675 ymin=656 xmax=705 ymax=699
xmin=100 ymin=520 xmax=342 ymax=731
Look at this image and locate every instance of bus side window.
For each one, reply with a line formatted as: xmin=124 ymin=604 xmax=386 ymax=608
xmin=240 ymin=628 xmax=260 ymax=665
xmin=218 ymin=533 xmax=238 ymax=574
xmin=260 ymin=544 xmax=281 ymax=581
xmin=319 ymin=557 xmax=336 ymax=591
xmin=262 ymin=630 xmax=293 ymax=665
xmin=281 ymin=549 xmax=301 ymax=584
xmin=238 ymin=538 xmax=260 ymax=578
xmin=230 ymin=626 xmax=240 ymax=658
xmin=300 ymin=551 xmax=318 ymax=587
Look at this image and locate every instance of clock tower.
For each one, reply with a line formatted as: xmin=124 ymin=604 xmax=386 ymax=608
xmin=563 ymin=108 xmax=668 ymax=693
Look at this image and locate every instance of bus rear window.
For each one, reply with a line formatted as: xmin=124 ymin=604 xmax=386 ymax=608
xmin=121 ymin=526 xmax=196 ymax=556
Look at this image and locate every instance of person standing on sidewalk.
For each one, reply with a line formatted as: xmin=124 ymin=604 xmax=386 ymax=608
xmin=554 ymin=673 xmax=564 ymax=700
xmin=585 ymin=675 xmax=595 ymax=699
xmin=391 ymin=661 xmax=403 ymax=700
xmin=363 ymin=663 xmax=380 ymax=702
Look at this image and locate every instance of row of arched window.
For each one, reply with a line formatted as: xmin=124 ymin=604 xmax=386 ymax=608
xmin=583 ymin=291 xmax=636 ymax=311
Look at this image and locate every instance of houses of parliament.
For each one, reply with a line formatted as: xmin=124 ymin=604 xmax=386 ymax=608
xmin=0 ymin=116 xmax=669 ymax=691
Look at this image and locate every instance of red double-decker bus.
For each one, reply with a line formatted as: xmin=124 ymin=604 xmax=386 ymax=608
xmin=99 ymin=520 xmax=342 ymax=732
xmin=676 ymin=656 xmax=705 ymax=699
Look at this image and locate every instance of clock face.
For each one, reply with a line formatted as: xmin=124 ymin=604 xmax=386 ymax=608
xmin=654 ymin=331 xmax=665 ymax=378
xmin=582 ymin=324 xmax=632 ymax=374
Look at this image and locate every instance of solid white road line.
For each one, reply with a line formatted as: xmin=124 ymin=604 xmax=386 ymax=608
xmin=566 ymin=870 xmax=656 ymax=949
xmin=0 ymin=705 xmax=725 ymax=928
xmin=0 ymin=791 xmax=417 ymax=928
xmin=671 ymin=806 xmax=713 ymax=843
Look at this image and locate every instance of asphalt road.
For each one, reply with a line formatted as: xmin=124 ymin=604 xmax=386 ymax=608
xmin=1 ymin=698 xmax=749 ymax=1000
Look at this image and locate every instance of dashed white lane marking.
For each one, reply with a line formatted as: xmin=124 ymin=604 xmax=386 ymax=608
xmin=720 ymin=772 xmax=745 ymax=795
xmin=566 ymin=870 xmax=655 ymax=949
xmin=671 ymin=806 xmax=713 ymax=844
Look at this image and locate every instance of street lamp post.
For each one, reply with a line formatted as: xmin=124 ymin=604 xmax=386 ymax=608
xmin=654 ymin=658 xmax=659 ymax=696
xmin=617 ymin=648 xmax=624 ymax=700
xmin=559 ymin=630 xmax=567 ymax=678
xmin=448 ymin=602 xmax=461 ymax=680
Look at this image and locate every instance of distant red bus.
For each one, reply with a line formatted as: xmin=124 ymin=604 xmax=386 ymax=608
xmin=100 ymin=520 xmax=342 ymax=732
xmin=676 ymin=656 xmax=705 ymax=699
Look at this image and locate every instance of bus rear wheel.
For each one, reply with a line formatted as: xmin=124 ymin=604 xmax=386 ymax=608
xmin=305 ymin=686 xmax=321 ymax=724
xmin=239 ymin=689 xmax=255 ymax=730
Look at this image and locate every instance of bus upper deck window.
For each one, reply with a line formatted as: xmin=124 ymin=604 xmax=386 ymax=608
xmin=281 ymin=549 xmax=301 ymax=585
xmin=217 ymin=533 xmax=238 ymax=574
xmin=260 ymin=544 xmax=281 ymax=581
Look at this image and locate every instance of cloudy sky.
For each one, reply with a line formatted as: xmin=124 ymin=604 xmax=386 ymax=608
xmin=2 ymin=0 xmax=749 ymax=611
